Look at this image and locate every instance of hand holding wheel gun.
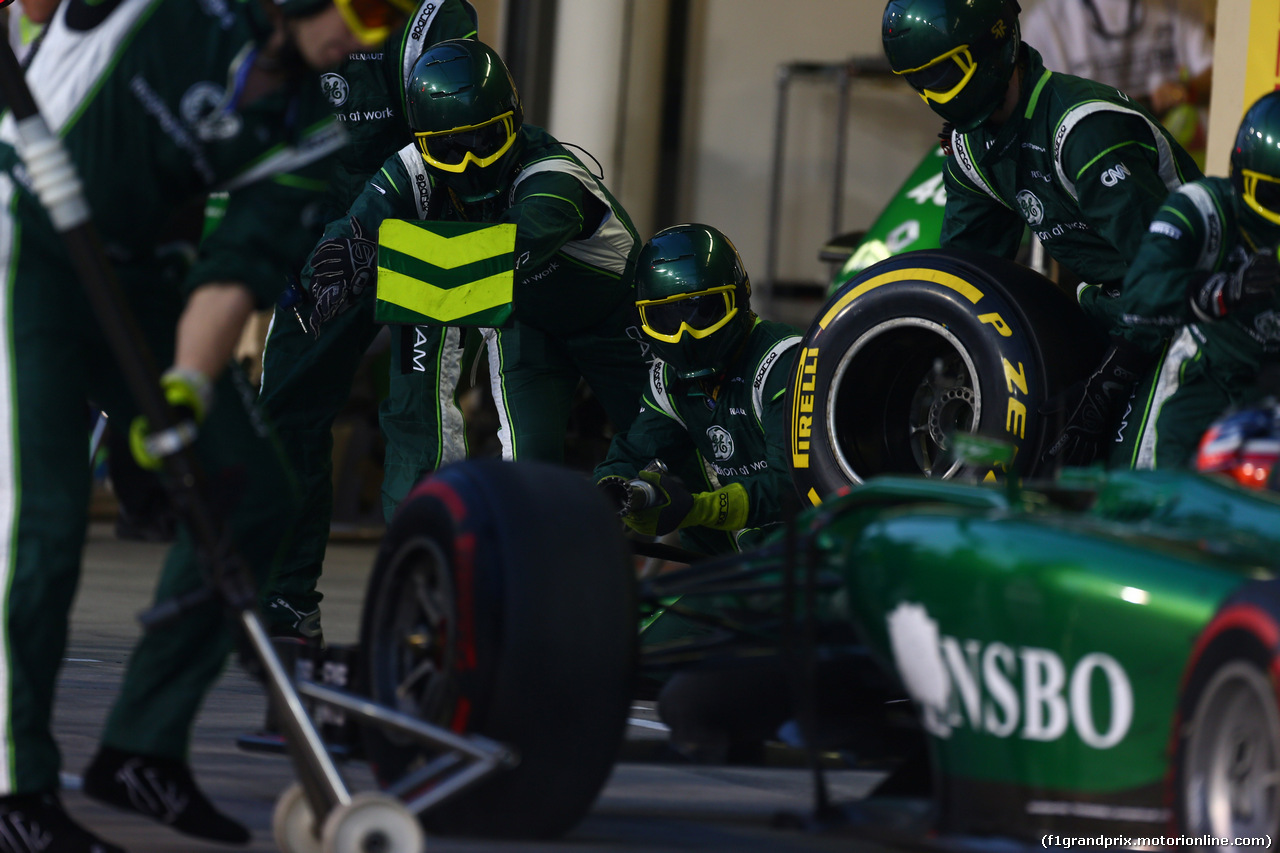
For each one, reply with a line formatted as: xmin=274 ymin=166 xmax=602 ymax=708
xmin=598 ymin=459 xmax=746 ymax=538
xmin=598 ymin=459 xmax=670 ymax=524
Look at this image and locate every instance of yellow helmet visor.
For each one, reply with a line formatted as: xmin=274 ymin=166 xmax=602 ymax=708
xmin=415 ymin=113 xmax=519 ymax=174
xmin=895 ymin=45 xmax=977 ymax=106
xmin=333 ymin=0 xmax=412 ymax=46
xmin=1241 ymin=168 xmax=1280 ymax=228
xmin=638 ymin=286 xmax=737 ymax=343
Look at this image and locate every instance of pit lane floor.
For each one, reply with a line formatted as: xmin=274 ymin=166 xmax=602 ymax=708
xmin=56 ymin=523 xmax=897 ymax=853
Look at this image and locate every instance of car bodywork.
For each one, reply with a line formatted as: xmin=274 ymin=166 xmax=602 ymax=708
xmin=639 ymin=466 xmax=1280 ymax=848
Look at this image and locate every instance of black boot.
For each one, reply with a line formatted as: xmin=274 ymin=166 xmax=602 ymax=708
xmin=81 ymin=747 xmax=249 ymax=845
xmin=0 ymin=792 xmax=126 ymax=853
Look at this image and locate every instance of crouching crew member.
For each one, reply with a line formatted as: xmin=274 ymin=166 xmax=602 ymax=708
xmin=594 ymin=224 xmax=803 ymax=554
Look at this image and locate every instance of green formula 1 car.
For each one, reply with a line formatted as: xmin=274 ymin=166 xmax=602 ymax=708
xmin=281 ymin=251 xmax=1280 ymax=852
xmin=355 ymin=453 xmax=1280 ymax=851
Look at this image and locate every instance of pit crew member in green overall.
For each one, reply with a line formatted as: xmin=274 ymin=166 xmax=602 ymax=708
xmin=1101 ymin=91 xmax=1280 ymax=468
xmin=881 ymin=0 xmax=1203 ymax=468
xmin=303 ymin=40 xmax=654 ymax=486
xmin=255 ymin=0 xmax=479 ymax=641
xmin=593 ymin=224 xmax=803 ymax=554
xmin=0 ymin=0 xmax=409 ymax=848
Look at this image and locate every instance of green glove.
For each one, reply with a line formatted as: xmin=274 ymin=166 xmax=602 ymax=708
xmin=129 ymin=367 xmax=213 ymax=471
xmin=624 ymin=470 xmax=749 ymax=537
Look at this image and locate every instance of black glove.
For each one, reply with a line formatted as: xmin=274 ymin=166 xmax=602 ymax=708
xmin=1189 ymin=248 xmax=1280 ymax=321
xmin=1041 ymin=340 xmax=1151 ymax=468
xmin=308 ymin=217 xmax=376 ymax=333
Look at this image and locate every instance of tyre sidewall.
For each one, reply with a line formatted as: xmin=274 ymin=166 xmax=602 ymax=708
xmin=360 ymin=459 xmax=636 ymax=839
xmin=1170 ymin=582 xmax=1280 ymax=839
xmin=788 ymin=250 xmax=1079 ymax=503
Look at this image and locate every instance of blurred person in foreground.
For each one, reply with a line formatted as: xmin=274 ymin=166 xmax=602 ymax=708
xmin=0 ymin=0 xmax=413 ymax=848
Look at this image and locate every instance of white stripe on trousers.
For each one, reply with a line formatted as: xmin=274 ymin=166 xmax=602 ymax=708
xmin=0 ymin=174 xmax=18 ymax=793
xmin=484 ymin=330 xmax=513 ymax=460
xmin=1135 ymin=327 xmax=1199 ymax=470
xmin=437 ymin=326 xmax=467 ymax=464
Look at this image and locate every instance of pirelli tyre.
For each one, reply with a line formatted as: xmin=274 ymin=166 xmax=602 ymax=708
xmin=787 ymin=249 xmax=1103 ymax=503
xmin=1171 ymin=581 xmax=1280 ymax=844
xmin=359 ymin=459 xmax=636 ymax=839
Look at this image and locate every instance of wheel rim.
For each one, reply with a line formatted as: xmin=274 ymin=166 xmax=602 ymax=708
xmin=368 ymin=537 xmax=458 ymax=743
xmin=1184 ymin=660 xmax=1280 ymax=843
xmin=827 ymin=318 xmax=980 ymax=483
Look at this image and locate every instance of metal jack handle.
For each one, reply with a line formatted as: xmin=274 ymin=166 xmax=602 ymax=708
xmin=0 ymin=36 xmax=350 ymax=825
xmin=242 ymin=611 xmax=351 ymax=819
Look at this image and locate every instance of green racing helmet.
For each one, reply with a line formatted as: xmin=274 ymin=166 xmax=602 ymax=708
xmin=406 ymin=39 xmax=524 ymax=204
xmin=635 ymin=224 xmax=755 ymax=381
xmin=1231 ymin=91 xmax=1280 ymax=251
xmin=882 ymin=0 xmax=1022 ymax=133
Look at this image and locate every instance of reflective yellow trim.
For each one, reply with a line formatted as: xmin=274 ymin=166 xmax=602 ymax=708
xmin=375 ymin=221 xmax=516 ymax=323
xmin=334 ymin=0 xmax=403 ymax=47
xmin=637 ymin=285 xmax=736 ymax=343
xmin=378 ymin=268 xmax=514 ymax=322
xmin=378 ymin=220 xmax=516 ymax=268
xmin=819 ymin=268 xmax=985 ymax=329
xmin=1241 ymin=169 xmax=1280 ymax=227
xmin=414 ymin=113 xmax=517 ymax=173
xmin=895 ymin=45 xmax=977 ymax=106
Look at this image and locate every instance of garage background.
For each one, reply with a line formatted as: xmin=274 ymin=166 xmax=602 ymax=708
xmin=466 ymin=0 xmax=1238 ymax=323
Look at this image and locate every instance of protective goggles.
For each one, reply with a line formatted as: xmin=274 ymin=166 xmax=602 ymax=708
xmin=638 ymin=285 xmax=737 ymax=343
xmin=415 ymin=113 xmax=518 ymax=173
xmin=335 ymin=0 xmax=413 ymax=47
xmin=1241 ymin=168 xmax=1280 ymax=227
xmin=896 ymin=45 xmax=977 ymax=106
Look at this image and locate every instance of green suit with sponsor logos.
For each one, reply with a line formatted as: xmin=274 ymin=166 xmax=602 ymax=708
xmin=319 ymin=125 xmax=650 ymax=465
xmin=0 ymin=0 xmax=346 ymax=791
xmin=594 ymin=320 xmax=803 ymax=553
xmin=941 ymin=44 xmax=1202 ymax=352
xmin=256 ymin=0 xmax=478 ymax=630
xmin=1103 ymin=177 xmax=1280 ymax=468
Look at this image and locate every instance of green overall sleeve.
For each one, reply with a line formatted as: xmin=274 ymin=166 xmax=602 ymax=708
xmin=746 ymin=348 xmax=803 ymax=528
xmin=300 ymin=152 xmax=417 ymax=290
xmin=939 ymin=158 xmax=1024 ymax=259
xmin=594 ymin=389 xmax=696 ymax=483
xmin=502 ymin=164 xmax=629 ymax=332
xmin=1116 ymin=192 xmax=1215 ymax=324
xmin=188 ymin=163 xmax=331 ymax=309
xmin=1063 ymin=112 xmax=1187 ymax=271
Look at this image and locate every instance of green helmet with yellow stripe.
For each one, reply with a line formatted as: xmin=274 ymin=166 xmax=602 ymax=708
xmin=1232 ymin=91 xmax=1280 ymax=250
xmin=636 ymin=224 xmax=754 ymax=381
xmin=882 ymin=0 xmax=1022 ymax=133
xmin=406 ymin=39 xmax=524 ymax=204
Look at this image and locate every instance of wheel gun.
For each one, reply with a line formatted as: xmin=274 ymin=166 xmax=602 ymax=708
xmin=601 ymin=459 xmax=668 ymax=517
